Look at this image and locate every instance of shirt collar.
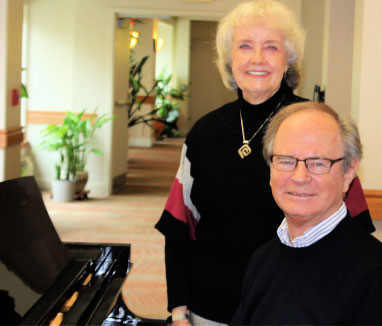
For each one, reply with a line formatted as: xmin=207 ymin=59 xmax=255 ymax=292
xmin=277 ymin=202 xmax=347 ymax=248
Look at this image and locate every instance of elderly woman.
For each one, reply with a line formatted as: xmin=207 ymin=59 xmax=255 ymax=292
xmin=155 ymin=1 xmax=373 ymax=325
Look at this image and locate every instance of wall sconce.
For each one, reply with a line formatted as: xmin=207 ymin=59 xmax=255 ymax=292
xmin=129 ymin=19 xmax=139 ymax=49
xmin=152 ymin=18 xmax=164 ymax=53
xmin=130 ymin=30 xmax=139 ymax=49
xmin=153 ymin=37 xmax=164 ymax=52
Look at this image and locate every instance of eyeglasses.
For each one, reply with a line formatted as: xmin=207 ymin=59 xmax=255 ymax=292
xmin=270 ymin=155 xmax=344 ymax=175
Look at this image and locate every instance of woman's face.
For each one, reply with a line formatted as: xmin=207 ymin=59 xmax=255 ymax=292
xmin=231 ymin=21 xmax=288 ymax=104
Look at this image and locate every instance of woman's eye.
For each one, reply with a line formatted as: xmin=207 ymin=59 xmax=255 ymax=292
xmin=266 ymin=45 xmax=278 ymax=51
xmin=239 ymin=44 xmax=251 ymax=49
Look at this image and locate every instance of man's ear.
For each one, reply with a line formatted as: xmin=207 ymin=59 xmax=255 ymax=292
xmin=343 ymin=159 xmax=360 ymax=193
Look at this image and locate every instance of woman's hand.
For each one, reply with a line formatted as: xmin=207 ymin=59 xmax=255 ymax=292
xmin=171 ymin=306 xmax=191 ymax=326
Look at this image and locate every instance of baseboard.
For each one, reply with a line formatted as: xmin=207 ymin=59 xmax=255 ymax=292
xmin=365 ymin=189 xmax=382 ymax=220
xmin=112 ymin=173 xmax=127 ymax=194
xmin=128 ymin=138 xmax=153 ymax=147
xmin=0 ymin=127 xmax=24 ymax=149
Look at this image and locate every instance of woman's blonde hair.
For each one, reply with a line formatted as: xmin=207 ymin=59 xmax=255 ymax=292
xmin=216 ymin=0 xmax=306 ymax=90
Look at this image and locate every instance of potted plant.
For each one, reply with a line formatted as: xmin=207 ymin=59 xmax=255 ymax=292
xmin=39 ymin=109 xmax=114 ymax=202
xmin=127 ymin=54 xmax=186 ymax=138
xmin=39 ymin=113 xmax=80 ymax=202
xmin=154 ymin=71 xmax=186 ymax=139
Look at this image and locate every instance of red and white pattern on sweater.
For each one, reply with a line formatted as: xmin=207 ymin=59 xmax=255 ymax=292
xmin=165 ymin=144 xmax=200 ymax=240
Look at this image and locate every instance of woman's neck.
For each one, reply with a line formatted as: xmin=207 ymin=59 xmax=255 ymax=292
xmin=242 ymin=86 xmax=281 ymax=105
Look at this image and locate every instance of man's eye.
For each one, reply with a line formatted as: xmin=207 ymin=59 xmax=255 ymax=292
xmin=279 ymin=159 xmax=294 ymax=165
xmin=310 ymin=160 xmax=327 ymax=167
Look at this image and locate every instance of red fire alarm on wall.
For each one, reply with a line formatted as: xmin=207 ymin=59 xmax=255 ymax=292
xmin=12 ymin=89 xmax=20 ymax=106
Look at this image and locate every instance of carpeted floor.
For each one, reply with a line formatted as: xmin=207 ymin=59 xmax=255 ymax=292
xmin=43 ymin=137 xmax=184 ymax=320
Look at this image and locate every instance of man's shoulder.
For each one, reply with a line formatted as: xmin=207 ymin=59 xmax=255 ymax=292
xmin=334 ymin=216 xmax=382 ymax=263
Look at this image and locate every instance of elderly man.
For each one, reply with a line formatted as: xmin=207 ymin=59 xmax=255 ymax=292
xmin=231 ymin=102 xmax=382 ymax=325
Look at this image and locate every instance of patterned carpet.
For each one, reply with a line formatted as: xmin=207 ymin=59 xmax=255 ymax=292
xmin=43 ymin=137 xmax=184 ymax=320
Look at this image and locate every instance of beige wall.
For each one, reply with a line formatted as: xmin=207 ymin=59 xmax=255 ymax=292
xmin=156 ymin=19 xmax=175 ymax=78
xmin=0 ymin=0 xmax=24 ymax=181
xmin=325 ymin=0 xmax=356 ymax=118
xmin=356 ymin=0 xmax=382 ymax=189
xmin=172 ymin=17 xmax=191 ymax=136
xmin=112 ymin=17 xmax=129 ymax=186
xmin=188 ymin=21 xmax=236 ymax=129
xmin=299 ymin=0 xmax=325 ymax=100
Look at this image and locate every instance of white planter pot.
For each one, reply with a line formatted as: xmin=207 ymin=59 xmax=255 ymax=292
xmin=51 ymin=179 xmax=76 ymax=203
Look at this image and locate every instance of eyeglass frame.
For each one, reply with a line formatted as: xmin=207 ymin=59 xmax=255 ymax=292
xmin=270 ymin=155 xmax=345 ymax=175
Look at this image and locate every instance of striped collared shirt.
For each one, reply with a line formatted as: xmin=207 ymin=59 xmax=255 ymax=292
xmin=277 ymin=202 xmax=347 ymax=248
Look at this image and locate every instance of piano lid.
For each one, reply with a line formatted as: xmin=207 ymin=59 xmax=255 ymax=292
xmin=0 ymin=176 xmax=70 ymax=320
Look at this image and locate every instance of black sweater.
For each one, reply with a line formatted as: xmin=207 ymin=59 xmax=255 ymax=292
xmin=155 ymin=81 xmax=375 ymax=323
xmin=231 ymin=215 xmax=382 ymax=325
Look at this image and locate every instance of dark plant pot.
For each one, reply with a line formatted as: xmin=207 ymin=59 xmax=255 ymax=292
xmin=75 ymin=171 xmax=88 ymax=194
xmin=154 ymin=119 xmax=165 ymax=139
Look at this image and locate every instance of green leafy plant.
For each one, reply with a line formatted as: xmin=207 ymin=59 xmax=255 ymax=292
xmin=21 ymin=68 xmax=29 ymax=98
xmin=127 ymin=53 xmax=186 ymax=138
xmin=38 ymin=109 xmax=114 ymax=180
xmin=154 ymin=71 xmax=186 ymax=138
xmin=127 ymin=55 xmax=158 ymax=128
xmin=74 ymin=110 xmax=115 ymax=172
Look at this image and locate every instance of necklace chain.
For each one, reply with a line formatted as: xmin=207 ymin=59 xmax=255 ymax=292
xmin=238 ymin=94 xmax=286 ymax=159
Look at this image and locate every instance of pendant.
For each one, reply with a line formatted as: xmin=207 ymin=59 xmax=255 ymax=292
xmin=238 ymin=143 xmax=252 ymax=159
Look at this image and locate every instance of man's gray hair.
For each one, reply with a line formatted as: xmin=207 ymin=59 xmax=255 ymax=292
xmin=216 ymin=0 xmax=306 ymax=90
xmin=262 ymin=101 xmax=363 ymax=172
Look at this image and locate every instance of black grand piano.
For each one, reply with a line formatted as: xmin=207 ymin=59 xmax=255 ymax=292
xmin=0 ymin=176 xmax=167 ymax=325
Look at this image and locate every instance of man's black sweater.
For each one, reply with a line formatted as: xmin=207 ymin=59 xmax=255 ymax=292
xmin=231 ymin=215 xmax=382 ymax=325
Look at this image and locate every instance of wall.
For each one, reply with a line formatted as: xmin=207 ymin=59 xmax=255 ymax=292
xmin=0 ymin=0 xmax=24 ymax=181
xmin=112 ymin=17 xmax=130 ymax=190
xmin=325 ymin=0 xmax=356 ymax=118
xmin=172 ymin=17 xmax=191 ymax=136
xmin=188 ymin=20 xmax=236 ymax=129
xmin=299 ymin=0 xmax=325 ymax=100
xmin=155 ymin=19 xmax=174 ymax=78
xmin=356 ymin=0 xmax=382 ymax=191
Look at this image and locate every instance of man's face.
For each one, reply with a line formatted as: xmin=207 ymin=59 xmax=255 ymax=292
xmin=269 ymin=109 xmax=358 ymax=233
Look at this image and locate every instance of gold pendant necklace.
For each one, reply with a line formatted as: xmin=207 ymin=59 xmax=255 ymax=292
xmin=238 ymin=95 xmax=285 ymax=159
